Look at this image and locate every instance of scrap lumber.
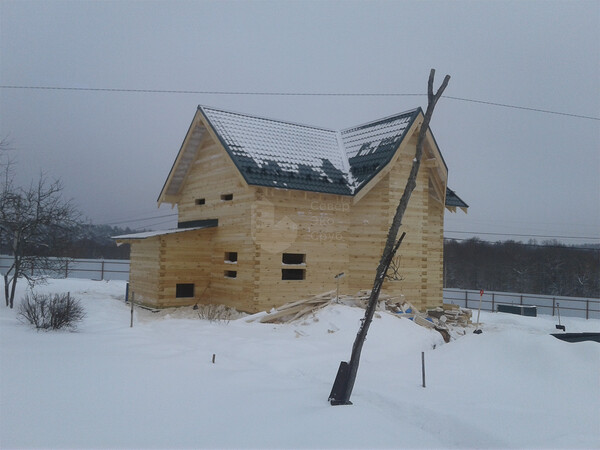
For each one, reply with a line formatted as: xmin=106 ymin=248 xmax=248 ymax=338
xmin=257 ymin=290 xmax=336 ymax=323
xmin=252 ymin=290 xmax=473 ymax=339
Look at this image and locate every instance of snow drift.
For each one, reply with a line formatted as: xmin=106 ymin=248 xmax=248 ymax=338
xmin=1 ymin=278 xmax=598 ymax=449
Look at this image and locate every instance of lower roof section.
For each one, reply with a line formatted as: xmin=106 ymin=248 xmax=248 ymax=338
xmin=445 ymin=187 xmax=469 ymax=213
xmin=113 ymin=220 xmax=217 ymax=242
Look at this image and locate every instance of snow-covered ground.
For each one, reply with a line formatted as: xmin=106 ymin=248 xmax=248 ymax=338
xmin=1 ymin=278 xmax=598 ymax=449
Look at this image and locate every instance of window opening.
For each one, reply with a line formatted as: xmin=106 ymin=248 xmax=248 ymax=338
xmin=282 ymin=253 xmax=305 ymax=265
xmin=224 ymin=270 xmax=237 ymax=279
xmin=282 ymin=269 xmax=305 ymax=280
xmin=221 ymin=194 xmax=233 ymax=201
xmin=195 ymin=198 xmax=206 ymax=205
xmin=224 ymin=252 xmax=238 ymax=263
xmin=176 ymin=283 xmax=194 ymax=298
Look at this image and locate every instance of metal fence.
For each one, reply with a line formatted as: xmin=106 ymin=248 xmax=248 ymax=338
xmin=2 ymin=254 xmax=598 ymax=319
xmin=0 ymin=255 xmax=130 ymax=281
xmin=443 ymin=288 xmax=600 ymax=320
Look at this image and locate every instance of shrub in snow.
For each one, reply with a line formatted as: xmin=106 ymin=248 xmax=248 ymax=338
xmin=195 ymin=303 xmax=238 ymax=323
xmin=18 ymin=293 xmax=85 ymax=330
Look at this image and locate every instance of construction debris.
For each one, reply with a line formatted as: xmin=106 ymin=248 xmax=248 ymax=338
xmin=388 ymin=300 xmax=472 ymax=342
xmin=248 ymin=290 xmax=473 ymax=342
xmin=248 ymin=290 xmax=395 ymax=324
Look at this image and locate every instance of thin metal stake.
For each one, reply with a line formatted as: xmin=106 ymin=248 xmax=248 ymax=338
xmin=130 ymin=292 xmax=134 ymax=328
xmin=421 ymin=352 xmax=426 ymax=388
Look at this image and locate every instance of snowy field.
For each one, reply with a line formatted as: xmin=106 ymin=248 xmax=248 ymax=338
xmin=1 ymin=278 xmax=598 ymax=449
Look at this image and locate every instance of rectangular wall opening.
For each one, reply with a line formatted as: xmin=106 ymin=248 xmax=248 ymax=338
xmin=195 ymin=198 xmax=206 ymax=205
xmin=224 ymin=252 xmax=238 ymax=263
xmin=282 ymin=253 xmax=305 ymax=265
xmin=176 ymin=283 xmax=195 ymax=298
xmin=282 ymin=269 xmax=305 ymax=280
xmin=221 ymin=193 xmax=233 ymax=201
xmin=224 ymin=270 xmax=237 ymax=279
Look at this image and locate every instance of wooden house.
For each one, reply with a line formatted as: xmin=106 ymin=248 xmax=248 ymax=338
xmin=115 ymin=105 xmax=467 ymax=313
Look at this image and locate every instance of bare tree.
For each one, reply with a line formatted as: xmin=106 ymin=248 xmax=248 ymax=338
xmin=329 ymin=69 xmax=450 ymax=405
xmin=0 ymin=172 xmax=81 ymax=308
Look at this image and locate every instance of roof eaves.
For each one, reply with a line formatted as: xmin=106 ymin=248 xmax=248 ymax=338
xmin=426 ymin=125 xmax=448 ymax=173
xmin=113 ymin=223 xmax=216 ymax=241
xmin=157 ymin=108 xmax=202 ymax=203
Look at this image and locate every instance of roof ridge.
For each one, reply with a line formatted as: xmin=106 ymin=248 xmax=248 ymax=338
xmin=198 ymin=104 xmax=337 ymax=134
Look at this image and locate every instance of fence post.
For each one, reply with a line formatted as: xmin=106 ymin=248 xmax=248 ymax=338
xmin=100 ymin=260 xmax=105 ymax=281
xmin=520 ymin=295 xmax=523 ymax=305
xmin=491 ymin=293 xmax=495 ymax=312
xmin=465 ymin=291 xmax=468 ymax=309
xmin=552 ymin=298 xmax=556 ymax=316
xmin=586 ymin=300 xmax=589 ymax=320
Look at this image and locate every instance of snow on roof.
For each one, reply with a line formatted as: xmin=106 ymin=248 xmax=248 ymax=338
xmin=199 ymin=105 xmax=421 ymax=195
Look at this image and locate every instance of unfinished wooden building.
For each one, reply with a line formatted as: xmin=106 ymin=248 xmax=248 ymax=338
xmin=115 ymin=105 xmax=467 ymax=312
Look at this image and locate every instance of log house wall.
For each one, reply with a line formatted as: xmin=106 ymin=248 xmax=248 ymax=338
xmin=125 ymin=124 xmax=449 ymax=312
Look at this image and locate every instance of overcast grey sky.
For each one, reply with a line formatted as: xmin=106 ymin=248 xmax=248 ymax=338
xmin=1 ymin=0 xmax=599 ymax=244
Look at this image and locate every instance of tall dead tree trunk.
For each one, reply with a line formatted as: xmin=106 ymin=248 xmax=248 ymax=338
xmin=329 ymin=69 xmax=450 ymax=405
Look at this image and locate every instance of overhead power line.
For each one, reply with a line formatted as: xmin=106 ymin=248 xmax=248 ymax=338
xmin=133 ymin=219 xmax=178 ymax=230
xmin=1 ymin=84 xmax=598 ymax=121
xmin=443 ymin=96 xmax=599 ymax=121
xmin=102 ymin=210 xmax=599 ymax=242
xmin=105 ymin=212 xmax=177 ymax=226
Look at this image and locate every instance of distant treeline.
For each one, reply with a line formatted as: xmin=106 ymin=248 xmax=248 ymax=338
xmin=444 ymin=238 xmax=600 ymax=298
xmin=65 ymin=224 xmax=132 ymax=259
xmin=0 ymin=224 xmax=132 ymax=260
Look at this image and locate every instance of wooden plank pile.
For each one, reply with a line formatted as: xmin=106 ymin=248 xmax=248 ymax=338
xmin=253 ymin=290 xmax=336 ymax=324
xmin=251 ymin=290 xmax=394 ymax=324
xmin=250 ymin=290 xmax=472 ymax=343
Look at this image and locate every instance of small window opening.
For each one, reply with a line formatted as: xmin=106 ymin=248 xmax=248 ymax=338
xmin=224 ymin=252 xmax=238 ymax=263
xmin=282 ymin=253 xmax=305 ymax=265
xmin=221 ymin=193 xmax=233 ymax=201
xmin=195 ymin=198 xmax=205 ymax=205
xmin=176 ymin=283 xmax=194 ymax=298
xmin=282 ymin=269 xmax=305 ymax=280
xmin=224 ymin=270 xmax=237 ymax=279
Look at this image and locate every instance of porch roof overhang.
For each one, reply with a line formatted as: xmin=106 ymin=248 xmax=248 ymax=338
xmin=113 ymin=220 xmax=218 ymax=244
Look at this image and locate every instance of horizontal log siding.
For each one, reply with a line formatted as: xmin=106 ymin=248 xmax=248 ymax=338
xmin=348 ymin=175 xmax=387 ymax=296
xmin=157 ymin=136 xmax=257 ymax=310
xmin=425 ymin=194 xmax=444 ymax=310
xmin=381 ymin=141 xmax=447 ymax=310
xmin=251 ymin=187 xmax=351 ymax=311
xmin=128 ymin=238 xmax=160 ymax=306
xmin=156 ymin=228 xmax=215 ymax=307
